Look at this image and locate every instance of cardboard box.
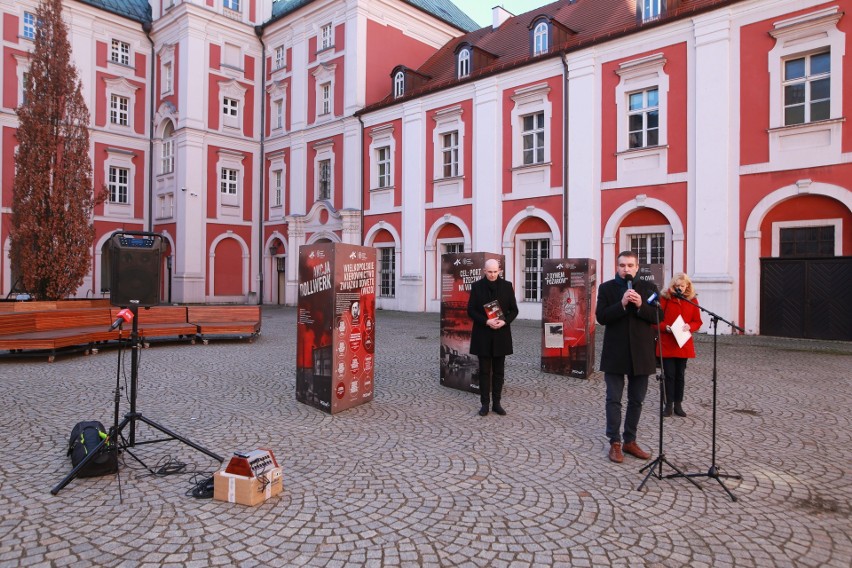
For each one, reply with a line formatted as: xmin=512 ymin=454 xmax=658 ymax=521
xmin=213 ymin=467 xmax=283 ymax=506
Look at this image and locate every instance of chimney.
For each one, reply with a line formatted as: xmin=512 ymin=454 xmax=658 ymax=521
xmin=492 ymin=5 xmax=513 ymax=29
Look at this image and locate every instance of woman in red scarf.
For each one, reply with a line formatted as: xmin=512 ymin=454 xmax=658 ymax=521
xmin=657 ymin=273 xmax=702 ymax=417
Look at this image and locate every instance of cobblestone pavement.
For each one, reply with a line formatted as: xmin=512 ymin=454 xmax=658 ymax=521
xmin=0 ymin=306 xmax=850 ymax=567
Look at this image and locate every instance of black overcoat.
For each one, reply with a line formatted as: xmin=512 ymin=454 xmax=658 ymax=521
xmin=467 ymin=277 xmax=519 ymax=357
xmin=595 ymin=277 xmax=662 ymax=376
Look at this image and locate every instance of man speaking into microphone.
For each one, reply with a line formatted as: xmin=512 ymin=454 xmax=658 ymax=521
xmin=595 ymin=251 xmax=663 ymax=463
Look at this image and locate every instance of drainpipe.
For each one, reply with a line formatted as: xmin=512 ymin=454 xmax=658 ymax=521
xmin=357 ymin=115 xmax=365 ymax=245
xmin=255 ymin=25 xmax=266 ymax=305
xmin=561 ymin=54 xmax=569 ymax=256
xmin=143 ymin=22 xmax=155 ymax=232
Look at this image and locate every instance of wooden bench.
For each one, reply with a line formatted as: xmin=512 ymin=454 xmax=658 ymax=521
xmin=0 ymin=308 xmax=118 ymax=361
xmin=113 ymin=306 xmax=197 ymax=347
xmin=187 ymin=306 xmax=261 ymax=344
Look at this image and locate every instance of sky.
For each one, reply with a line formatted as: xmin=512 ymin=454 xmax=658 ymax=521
xmin=453 ymin=0 xmax=557 ymax=28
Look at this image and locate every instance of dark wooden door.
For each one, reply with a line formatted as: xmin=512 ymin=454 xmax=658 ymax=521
xmin=761 ymin=257 xmax=852 ymax=340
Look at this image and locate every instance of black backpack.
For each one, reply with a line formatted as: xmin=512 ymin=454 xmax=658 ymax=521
xmin=66 ymin=421 xmax=118 ymax=478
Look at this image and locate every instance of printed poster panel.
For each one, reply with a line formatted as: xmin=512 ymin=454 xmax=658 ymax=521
xmin=440 ymin=252 xmax=503 ymax=393
xmin=296 ymin=243 xmax=376 ymax=414
xmin=540 ymin=258 xmax=597 ymax=379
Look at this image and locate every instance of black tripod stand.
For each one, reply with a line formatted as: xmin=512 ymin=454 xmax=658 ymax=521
xmin=637 ymin=294 xmax=702 ymax=493
xmin=51 ymin=306 xmax=223 ymax=495
xmin=665 ymin=294 xmax=743 ymax=501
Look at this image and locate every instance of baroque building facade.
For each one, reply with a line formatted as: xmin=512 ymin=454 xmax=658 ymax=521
xmin=1 ymin=0 xmax=850 ymax=338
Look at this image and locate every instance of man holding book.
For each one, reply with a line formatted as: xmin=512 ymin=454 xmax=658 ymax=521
xmin=467 ymin=258 xmax=519 ymax=416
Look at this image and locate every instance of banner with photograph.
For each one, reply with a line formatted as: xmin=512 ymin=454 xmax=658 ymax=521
xmin=296 ymin=243 xmax=376 ymax=414
xmin=540 ymin=258 xmax=597 ymax=378
xmin=439 ymin=252 xmax=503 ymax=393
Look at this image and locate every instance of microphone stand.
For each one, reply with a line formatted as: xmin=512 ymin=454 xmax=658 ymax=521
xmin=665 ymin=291 xmax=744 ymax=501
xmin=637 ymin=294 xmax=702 ymax=493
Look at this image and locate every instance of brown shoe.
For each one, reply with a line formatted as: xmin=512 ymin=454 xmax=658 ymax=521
xmin=622 ymin=441 xmax=651 ymax=460
xmin=608 ymin=442 xmax=624 ymax=463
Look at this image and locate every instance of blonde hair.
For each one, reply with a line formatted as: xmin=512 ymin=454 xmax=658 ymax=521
xmin=661 ymin=272 xmax=696 ymax=300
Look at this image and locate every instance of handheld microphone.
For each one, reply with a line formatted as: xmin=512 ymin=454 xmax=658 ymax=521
xmin=110 ymin=308 xmax=134 ymax=330
xmin=625 ymin=274 xmax=634 ymax=290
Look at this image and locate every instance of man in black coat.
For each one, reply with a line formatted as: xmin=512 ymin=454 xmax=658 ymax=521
xmin=596 ymin=251 xmax=662 ymax=463
xmin=467 ymin=258 xmax=519 ymax=416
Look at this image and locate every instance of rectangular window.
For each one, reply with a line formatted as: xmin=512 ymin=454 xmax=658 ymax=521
xmin=223 ymin=97 xmax=239 ymax=117
xmin=163 ymin=62 xmax=173 ymax=94
xmin=522 ymin=112 xmax=545 ymax=165
xmin=21 ymin=72 xmax=30 ymax=106
xmin=318 ymin=159 xmax=331 ymax=200
xmin=161 ymin=139 xmax=174 ymax=174
xmin=108 ymin=167 xmax=129 ymax=204
xmin=780 ymin=226 xmax=835 ymax=258
xmin=320 ymin=83 xmax=331 ymax=115
xmin=321 ymin=24 xmax=333 ymax=50
xmin=442 ymin=131 xmax=459 ymax=178
xmin=110 ymin=94 xmax=129 ymax=126
xmin=157 ymin=193 xmax=174 ymax=219
xmin=641 ymin=0 xmax=662 ymax=22
xmin=784 ymin=51 xmax=830 ymax=126
xmin=630 ymin=233 xmax=665 ymax=265
xmin=273 ymin=170 xmax=283 ymax=207
xmin=523 ymin=239 xmax=550 ymax=302
xmin=274 ymin=46 xmax=285 ymax=70
xmin=223 ymin=0 xmax=241 ymax=11
xmin=444 ymin=242 xmax=464 ymax=254
xmin=23 ymin=12 xmax=36 ymax=40
xmin=628 ymin=88 xmax=659 ymax=148
xmin=274 ymin=100 xmax=284 ymax=129
xmin=111 ymin=39 xmax=131 ymax=66
xmin=220 ymin=168 xmax=238 ymax=195
xmin=379 ymin=247 xmax=396 ymax=298
xmin=377 ymin=146 xmax=391 ymax=188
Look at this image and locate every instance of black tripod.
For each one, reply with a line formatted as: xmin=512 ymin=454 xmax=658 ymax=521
xmin=665 ymin=294 xmax=743 ymax=501
xmin=637 ymin=294 xmax=702 ymax=493
xmin=51 ymin=306 xmax=223 ymax=495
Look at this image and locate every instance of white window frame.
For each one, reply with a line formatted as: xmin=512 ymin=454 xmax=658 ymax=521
xmin=393 ymin=71 xmax=405 ymax=98
xmin=614 ymin=53 xmax=669 ymax=187
xmin=274 ymin=46 xmax=286 ymax=70
xmin=533 ymin=21 xmax=548 ymax=56
xmin=109 ymin=166 xmax=130 ymax=204
xmin=767 ymin=8 xmax=844 ymax=169
xmin=104 ymin=77 xmax=139 ymax=132
xmin=110 ymin=94 xmax=130 ymax=126
xmin=313 ymin=139 xmax=335 ymax=204
xmin=219 ymin=80 xmax=247 ymax=132
xmin=111 ymin=39 xmax=131 ymax=66
xmin=771 ymin=219 xmax=842 ymax=257
xmin=216 ymin=149 xmax=244 ymax=215
xmin=268 ymin=80 xmax=288 ymax=134
xmin=318 ymin=159 xmax=332 ymax=201
xmin=312 ymin=63 xmax=336 ymax=124
xmin=156 ymin=192 xmax=175 ymax=220
xmin=268 ymin=155 xmax=286 ymax=219
xmin=14 ymin=54 xmax=30 ymax=107
xmin=159 ymin=44 xmax=175 ymax=96
xmin=160 ymin=121 xmax=175 ymax=175
xmin=641 ymin=0 xmax=662 ymax=23
xmin=431 ymin=105 xmax=465 ymax=205
xmin=510 ymin=84 xmax=552 ymax=192
xmin=320 ymin=23 xmax=333 ymax=51
xmin=272 ymin=169 xmax=283 ymax=208
xmin=627 ymin=87 xmax=659 ymax=149
xmin=376 ymin=146 xmax=392 ymax=189
xmin=619 ymin=224 xmax=673 ymax=279
xmin=458 ymin=48 xmax=471 ymax=79
xmin=377 ymin=246 xmax=396 ymax=299
xmin=368 ymin=124 xmax=395 ymax=198
xmin=22 ymin=12 xmax=36 ymax=40
xmin=782 ymin=51 xmax=830 ymax=126
xmin=441 ymin=131 xmax=459 ymax=178
xmin=517 ymin=234 xmax=550 ymax=303
xmin=103 ymin=148 xmax=136 ymax=218
xmin=521 ymin=112 xmax=545 ymax=165
xmin=223 ymin=0 xmax=241 ymax=13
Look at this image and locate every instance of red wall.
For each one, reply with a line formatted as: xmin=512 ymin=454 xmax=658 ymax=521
xmin=365 ymin=20 xmax=439 ymax=106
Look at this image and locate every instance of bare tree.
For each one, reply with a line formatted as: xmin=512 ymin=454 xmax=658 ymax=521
xmin=10 ymin=0 xmax=101 ymax=300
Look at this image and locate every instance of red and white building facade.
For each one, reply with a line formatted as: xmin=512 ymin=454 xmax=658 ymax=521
xmin=1 ymin=0 xmax=850 ymax=337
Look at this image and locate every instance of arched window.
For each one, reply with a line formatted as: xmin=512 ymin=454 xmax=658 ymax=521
xmin=533 ymin=21 xmax=549 ymax=55
xmin=458 ymin=48 xmax=471 ymax=79
xmin=393 ymin=71 xmax=405 ymax=98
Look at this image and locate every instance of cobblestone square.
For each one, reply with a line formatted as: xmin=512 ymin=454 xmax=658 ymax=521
xmin=0 ymin=306 xmax=849 ymax=567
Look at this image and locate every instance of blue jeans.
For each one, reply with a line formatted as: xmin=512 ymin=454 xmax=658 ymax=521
xmin=605 ymin=372 xmax=649 ymax=444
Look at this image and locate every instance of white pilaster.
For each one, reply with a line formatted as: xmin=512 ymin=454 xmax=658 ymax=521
xmin=472 ymin=79 xmax=501 ymax=252
xmin=399 ymin=101 xmax=425 ymax=310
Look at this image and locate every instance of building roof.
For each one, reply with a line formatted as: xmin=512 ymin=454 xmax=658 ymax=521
xmin=270 ymin=0 xmax=478 ymax=32
xmin=360 ymin=0 xmax=744 ymax=113
xmin=76 ymin=0 xmax=152 ymax=24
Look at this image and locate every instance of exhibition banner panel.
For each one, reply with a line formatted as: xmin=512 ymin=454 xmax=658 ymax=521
xmin=439 ymin=252 xmax=503 ymax=393
xmin=296 ymin=243 xmax=377 ymax=414
xmin=540 ymin=258 xmax=597 ymax=379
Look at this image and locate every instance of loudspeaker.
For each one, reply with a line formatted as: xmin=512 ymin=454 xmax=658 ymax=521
xmin=109 ymin=232 xmax=164 ymax=307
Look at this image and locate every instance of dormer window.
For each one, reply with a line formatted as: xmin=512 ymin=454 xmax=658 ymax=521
xmin=458 ymin=48 xmax=471 ymax=79
xmin=640 ymin=0 xmax=663 ymax=23
xmin=533 ymin=21 xmax=549 ymax=55
xmin=393 ymin=71 xmax=405 ymax=98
